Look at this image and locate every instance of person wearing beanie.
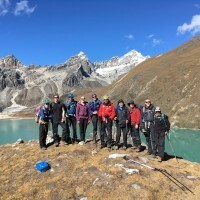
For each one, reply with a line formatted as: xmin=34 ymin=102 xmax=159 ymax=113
xmin=114 ymin=99 xmax=129 ymax=150
xmin=98 ymin=95 xmax=116 ymax=150
xmin=64 ymin=93 xmax=78 ymax=144
xmin=88 ymin=94 xmax=102 ymax=143
xmin=38 ymin=100 xmax=51 ymax=150
xmin=128 ymin=100 xmax=141 ymax=152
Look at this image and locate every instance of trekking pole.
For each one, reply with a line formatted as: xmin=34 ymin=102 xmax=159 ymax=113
xmin=124 ymin=157 xmax=193 ymax=194
xmin=166 ymin=135 xmax=179 ymax=164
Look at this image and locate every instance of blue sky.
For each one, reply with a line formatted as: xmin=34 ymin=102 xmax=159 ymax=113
xmin=0 ymin=0 xmax=200 ymax=66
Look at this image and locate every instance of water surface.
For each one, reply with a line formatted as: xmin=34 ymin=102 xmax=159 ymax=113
xmin=0 ymin=119 xmax=199 ymax=163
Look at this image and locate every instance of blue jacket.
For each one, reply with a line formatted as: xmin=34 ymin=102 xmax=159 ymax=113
xmin=64 ymin=100 xmax=77 ymax=116
xmin=88 ymin=99 xmax=102 ymax=116
xmin=38 ymin=107 xmax=52 ymax=123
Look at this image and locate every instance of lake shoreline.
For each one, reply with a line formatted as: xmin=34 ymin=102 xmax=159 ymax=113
xmin=1 ymin=115 xmax=200 ymax=131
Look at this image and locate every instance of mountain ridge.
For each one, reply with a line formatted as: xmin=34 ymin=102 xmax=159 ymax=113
xmin=0 ymin=49 xmax=148 ymax=114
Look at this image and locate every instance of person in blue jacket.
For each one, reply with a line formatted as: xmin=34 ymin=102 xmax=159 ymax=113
xmin=38 ymin=100 xmax=52 ymax=150
xmin=64 ymin=93 xmax=78 ymax=144
xmin=88 ymin=94 xmax=102 ymax=143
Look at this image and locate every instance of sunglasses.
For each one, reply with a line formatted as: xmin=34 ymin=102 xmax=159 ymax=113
xmin=145 ymin=101 xmax=150 ymax=103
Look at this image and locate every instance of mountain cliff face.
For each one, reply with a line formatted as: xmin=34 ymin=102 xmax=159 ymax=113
xmin=102 ymin=36 xmax=200 ymax=129
xmin=0 ymin=50 xmax=147 ymax=112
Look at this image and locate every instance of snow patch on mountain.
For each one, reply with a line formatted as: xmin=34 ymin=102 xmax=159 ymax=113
xmin=94 ymin=50 xmax=150 ymax=79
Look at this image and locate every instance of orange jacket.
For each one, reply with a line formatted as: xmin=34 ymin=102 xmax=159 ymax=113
xmin=98 ymin=102 xmax=116 ymax=121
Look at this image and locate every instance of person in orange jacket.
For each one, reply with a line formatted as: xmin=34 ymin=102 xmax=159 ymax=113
xmin=98 ymin=95 xmax=116 ymax=150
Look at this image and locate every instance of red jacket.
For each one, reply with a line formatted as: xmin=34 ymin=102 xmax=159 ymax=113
xmin=98 ymin=102 xmax=116 ymax=121
xmin=129 ymin=107 xmax=141 ymax=125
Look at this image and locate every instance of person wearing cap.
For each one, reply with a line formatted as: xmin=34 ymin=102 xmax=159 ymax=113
xmin=50 ymin=94 xmax=67 ymax=147
xmin=64 ymin=93 xmax=78 ymax=144
xmin=98 ymin=95 xmax=116 ymax=150
xmin=114 ymin=99 xmax=129 ymax=150
xmin=140 ymin=99 xmax=155 ymax=155
xmin=76 ymin=96 xmax=90 ymax=145
xmin=38 ymin=100 xmax=52 ymax=150
xmin=128 ymin=100 xmax=141 ymax=152
xmin=88 ymin=94 xmax=102 ymax=143
xmin=152 ymin=107 xmax=170 ymax=162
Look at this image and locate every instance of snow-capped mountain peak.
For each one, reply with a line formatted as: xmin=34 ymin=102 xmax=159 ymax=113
xmin=94 ymin=50 xmax=150 ymax=79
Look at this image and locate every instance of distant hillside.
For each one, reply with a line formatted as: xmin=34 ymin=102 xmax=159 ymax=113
xmin=103 ymin=36 xmax=200 ymax=129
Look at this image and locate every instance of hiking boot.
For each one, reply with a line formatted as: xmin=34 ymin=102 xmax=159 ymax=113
xmin=72 ymin=139 xmax=78 ymax=144
xmin=100 ymin=144 xmax=105 ymax=149
xmin=54 ymin=142 xmax=59 ymax=147
xmin=92 ymin=139 xmax=97 ymax=144
xmin=113 ymin=145 xmax=119 ymax=150
xmin=157 ymin=157 xmax=163 ymax=162
xmin=122 ymin=146 xmax=127 ymax=150
xmin=61 ymin=141 xmax=68 ymax=145
xmin=135 ymin=146 xmax=141 ymax=152
xmin=145 ymin=151 xmax=152 ymax=155
xmin=78 ymin=141 xmax=85 ymax=145
xmin=152 ymin=154 xmax=157 ymax=159
xmin=131 ymin=145 xmax=138 ymax=149
xmin=108 ymin=147 xmax=112 ymax=152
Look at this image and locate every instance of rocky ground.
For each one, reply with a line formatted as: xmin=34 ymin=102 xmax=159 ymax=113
xmin=0 ymin=140 xmax=199 ymax=200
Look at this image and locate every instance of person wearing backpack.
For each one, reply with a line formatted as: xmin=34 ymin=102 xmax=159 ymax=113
xmin=38 ymin=100 xmax=51 ymax=150
xmin=76 ymin=96 xmax=90 ymax=145
xmin=88 ymin=94 xmax=102 ymax=143
xmin=140 ymin=99 xmax=155 ymax=155
xmin=128 ymin=100 xmax=141 ymax=152
xmin=152 ymin=107 xmax=170 ymax=162
xmin=114 ymin=99 xmax=129 ymax=150
xmin=51 ymin=94 xmax=67 ymax=147
xmin=98 ymin=95 xmax=116 ymax=150
xmin=64 ymin=93 xmax=78 ymax=144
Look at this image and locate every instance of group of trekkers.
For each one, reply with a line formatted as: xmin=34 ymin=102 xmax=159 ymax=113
xmin=37 ymin=93 xmax=170 ymax=162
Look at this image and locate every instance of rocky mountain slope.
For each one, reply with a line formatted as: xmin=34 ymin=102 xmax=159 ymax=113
xmin=0 ymin=140 xmax=199 ymax=200
xmin=102 ymin=36 xmax=200 ymax=129
xmin=0 ymin=50 xmax=148 ymax=113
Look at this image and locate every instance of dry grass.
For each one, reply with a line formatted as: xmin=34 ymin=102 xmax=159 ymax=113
xmin=0 ymin=141 xmax=199 ymax=200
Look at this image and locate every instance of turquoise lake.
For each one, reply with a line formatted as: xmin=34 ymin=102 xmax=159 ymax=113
xmin=0 ymin=119 xmax=200 ymax=163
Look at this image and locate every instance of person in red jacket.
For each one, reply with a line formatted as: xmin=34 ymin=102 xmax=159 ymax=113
xmin=128 ymin=100 xmax=142 ymax=152
xmin=98 ymin=95 xmax=116 ymax=150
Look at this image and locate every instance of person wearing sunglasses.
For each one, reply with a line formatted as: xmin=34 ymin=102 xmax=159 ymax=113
xmin=140 ymin=99 xmax=155 ymax=155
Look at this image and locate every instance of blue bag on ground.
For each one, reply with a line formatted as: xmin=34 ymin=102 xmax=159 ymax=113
xmin=36 ymin=161 xmax=50 ymax=172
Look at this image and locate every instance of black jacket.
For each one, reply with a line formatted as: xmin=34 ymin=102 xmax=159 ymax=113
xmin=153 ymin=114 xmax=170 ymax=133
xmin=115 ymin=105 xmax=130 ymax=127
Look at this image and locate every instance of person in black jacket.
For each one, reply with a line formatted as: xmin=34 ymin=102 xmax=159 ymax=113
xmin=114 ymin=99 xmax=129 ymax=150
xmin=51 ymin=94 xmax=67 ymax=147
xmin=140 ymin=99 xmax=155 ymax=155
xmin=152 ymin=107 xmax=170 ymax=162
